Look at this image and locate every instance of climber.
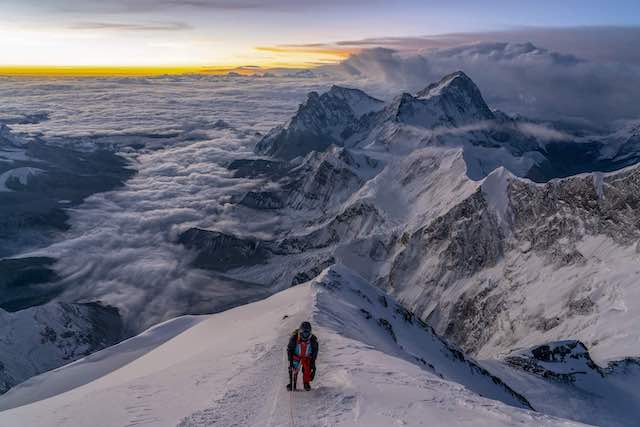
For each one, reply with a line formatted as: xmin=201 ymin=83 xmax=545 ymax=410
xmin=286 ymin=321 xmax=319 ymax=391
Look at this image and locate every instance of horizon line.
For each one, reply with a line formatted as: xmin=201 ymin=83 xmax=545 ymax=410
xmin=0 ymin=64 xmax=317 ymax=77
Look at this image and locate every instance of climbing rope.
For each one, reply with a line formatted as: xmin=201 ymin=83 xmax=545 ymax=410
xmin=289 ymin=383 xmax=295 ymax=427
xmin=286 ymin=350 xmax=296 ymax=427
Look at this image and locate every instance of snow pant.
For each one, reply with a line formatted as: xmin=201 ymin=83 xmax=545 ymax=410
xmin=292 ymin=356 xmax=313 ymax=384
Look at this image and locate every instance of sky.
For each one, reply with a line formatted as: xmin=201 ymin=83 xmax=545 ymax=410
xmin=1 ymin=0 xmax=639 ymax=73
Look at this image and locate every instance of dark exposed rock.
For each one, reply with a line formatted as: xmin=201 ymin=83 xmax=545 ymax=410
xmin=290 ymin=257 xmax=335 ymax=286
xmin=255 ymin=86 xmax=384 ymax=160
xmin=0 ymin=133 xmax=134 ymax=258
xmin=504 ymin=340 xmax=602 ymax=383
xmin=568 ymin=297 xmax=595 ymax=316
xmin=226 ymin=158 xmax=291 ymax=179
xmin=0 ymin=257 xmax=62 ymax=312
xmin=508 ymin=167 xmax=640 ymax=249
xmin=377 ymin=318 xmax=397 ymax=342
xmin=283 ymin=148 xmax=367 ymax=211
xmin=239 ymin=191 xmax=284 ymax=210
xmin=383 ymin=164 xmax=640 ymax=356
xmin=178 ymin=228 xmax=271 ymax=272
xmin=277 ymin=202 xmax=383 ymax=253
xmin=389 ymin=190 xmax=503 ymax=295
xmin=443 ymin=280 xmax=506 ymax=352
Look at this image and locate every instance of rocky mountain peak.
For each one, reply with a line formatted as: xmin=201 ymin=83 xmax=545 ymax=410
xmin=417 ymin=71 xmax=472 ymax=97
xmin=326 ymin=85 xmax=385 ymax=117
xmin=416 ymin=71 xmax=494 ymax=122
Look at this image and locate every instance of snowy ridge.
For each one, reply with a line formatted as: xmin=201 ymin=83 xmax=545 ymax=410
xmin=0 ymin=265 xmax=587 ymax=427
xmin=254 ymin=86 xmax=384 ymax=160
xmin=325 ymin=85 xmax=386 ymax=118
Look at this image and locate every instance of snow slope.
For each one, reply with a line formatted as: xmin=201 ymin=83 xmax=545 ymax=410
xmin=0 ymin=265 xmax=586 ymax=427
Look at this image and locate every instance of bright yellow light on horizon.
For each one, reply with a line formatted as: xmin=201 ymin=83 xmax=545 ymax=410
xmin=0 ymin=25 xmax=352 ymax=76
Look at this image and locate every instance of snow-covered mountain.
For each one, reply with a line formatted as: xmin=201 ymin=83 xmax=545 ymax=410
xmin=0 ymin=124 xmax=134 ymax=258
xmin=484 ymin=341 xmax=640 ymax=427
xmin=255 ymin=85 xmax=385 ymax=159
xmin=168 ymin=72 xmax=640 ymax=425
xmin=0 ymin=265 xmax=587 ymax=427
xmin=0 ymin=301 xmax=123 ymax=395
xmin=229 ymin=74 xmax=640 ymax=363
xmin=3 ymin=70 xmax=640 ymax=425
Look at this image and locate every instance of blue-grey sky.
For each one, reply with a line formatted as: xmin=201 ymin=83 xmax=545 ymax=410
xmin=1 ymin=0 xmax=639 ymax=67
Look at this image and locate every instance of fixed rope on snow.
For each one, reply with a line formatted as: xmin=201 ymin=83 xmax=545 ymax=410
xmin=286 ymin=349 xmax=296 ymax=427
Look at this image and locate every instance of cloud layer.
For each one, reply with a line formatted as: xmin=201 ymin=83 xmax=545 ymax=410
xmin=46 ymin=0 xmax=375 ymax=13
xmin=67 ymin=21 xmax=192 ymax=32
xmin=322 ymin=39 xmax=640 ymax=126
xmin=1 ymin=75 xmax=330 ymax=331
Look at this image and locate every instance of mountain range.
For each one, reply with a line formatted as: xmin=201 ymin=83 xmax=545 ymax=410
xmin=2 ymin=71 xmax=640 ymax=426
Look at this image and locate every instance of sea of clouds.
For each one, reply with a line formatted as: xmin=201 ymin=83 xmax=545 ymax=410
xmin=0 ymin=75 xmax=333 ymax=331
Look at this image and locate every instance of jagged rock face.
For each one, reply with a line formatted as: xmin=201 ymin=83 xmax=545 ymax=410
xmin=486 ymin=339 xmax=640 ymax=426
xmin=239 ymin=191 xmax=284 ymax=210
xmin=388 ymin=190 xmax=503 ymax=300
xmin=509 ymin=166 xmax=640 ymax=257
xmin=417 ymin=71 xmax=495 ymax=120
xmin=226 ymin=158 xmax=291 ymax=179
xmin=223 ymin=73 xmax=640 ymax=365
xmin=504 ymin=341 xmax=602 ymax=382
xmin=290 ymin=257 xmax=335 ymax=286
xmin=254 ymin=86 xmax=384 ymax=160
xmin=255 ymin=73 xmax=640 ymax=184
xmin=377 ymin=72 xmax=495 ymax=130
xmin=278 ymin=201 xmax=384 ymax=254
xmin=381 ymin=187 xmax=507 ymax=354
xmin=0 ymin=302 xmax=123 ymax=394
xmin=378 ymin=164 xmax=640 ymax=359
xmin=415 ymin=71 xmax=495 ymax=125
xmin=232 ymin=147 xmax=381 ymax=214
xmin=283 ymin=149 xmax=366 ymax=211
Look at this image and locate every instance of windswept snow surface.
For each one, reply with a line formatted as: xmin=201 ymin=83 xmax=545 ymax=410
xmin=0 ymin=266 xmax=587 ymax=427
